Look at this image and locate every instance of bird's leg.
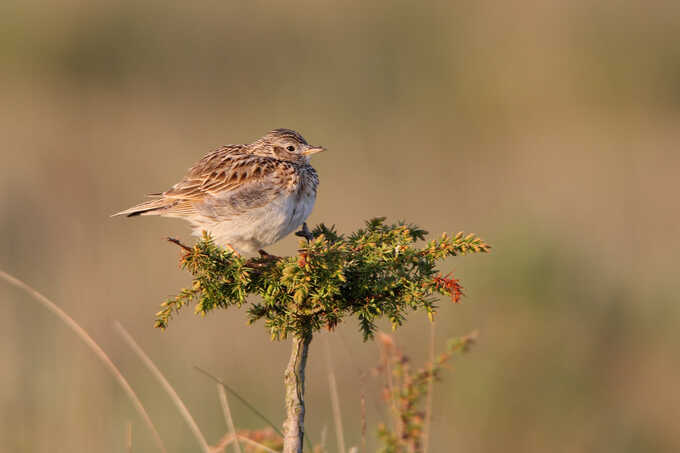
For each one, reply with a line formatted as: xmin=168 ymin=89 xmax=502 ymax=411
xmin=295 ymin=222 xmax=314 ymax=242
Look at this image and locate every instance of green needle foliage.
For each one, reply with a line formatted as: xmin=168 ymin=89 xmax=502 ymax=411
xmin=155 ymin=218 xmax=490 ymax=341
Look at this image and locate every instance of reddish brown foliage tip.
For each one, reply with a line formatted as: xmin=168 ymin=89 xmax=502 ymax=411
xmin=433 ymin=273 xmax=463 ymax=303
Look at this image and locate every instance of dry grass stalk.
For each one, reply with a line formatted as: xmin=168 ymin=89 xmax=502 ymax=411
xmin=319 ymin=425 xmax=328 ymax=452
xmin=324 ymin=336 xmax=346 ymax=453
xmin=218 ymin=383 xmax=244 ymax=453
xmin=114 ymin=321 xmax=211 ymax=453
xmin=422 ymin=322 xmax=436 ymax=453
xmin=211 ymin=433 xmax=236 ymax=453
xmin=212 ymin=432 xmax=280 ymax=453
xmin=0 ymin=270 xmax=167 ymax=453
xmin=127 ymin=421 xmax=133 ymax=453
xmin=360 ymin=372 xmax=367 ymax=453
xmin=195 ymin=366 xmax=284 ymax=438
xmin=237 ymin=435 xmax=280 ymax=453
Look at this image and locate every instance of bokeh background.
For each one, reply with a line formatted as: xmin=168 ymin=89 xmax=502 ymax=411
xmin=1 ymin=0 xmax=679 ymax=452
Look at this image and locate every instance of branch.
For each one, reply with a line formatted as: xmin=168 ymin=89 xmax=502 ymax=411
xmin=167 ymin=236 xmax=193 ymax=253
xmin=282 ymin=335 xmax=312 ymax=453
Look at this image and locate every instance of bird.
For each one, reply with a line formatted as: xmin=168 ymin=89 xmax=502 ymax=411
xmin=113 ymin=128 xmax=325 ymax=255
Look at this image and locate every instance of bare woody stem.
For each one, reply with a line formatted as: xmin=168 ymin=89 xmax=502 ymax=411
xmin=282 ymin=334 xmax=312 ymax=453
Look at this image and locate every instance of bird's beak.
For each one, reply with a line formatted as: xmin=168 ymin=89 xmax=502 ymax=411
xmin=303 ymin=146 xmax=326 ymax=156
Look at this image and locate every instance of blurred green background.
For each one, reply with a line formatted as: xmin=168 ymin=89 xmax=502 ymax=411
xmin=1 ymin=0 xmax=679 ymax=452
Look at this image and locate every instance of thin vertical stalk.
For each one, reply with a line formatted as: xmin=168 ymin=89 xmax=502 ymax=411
xmin=324 ymin=336 xmax=346 ymax=453
xmin=359 ymin=372 xmax=367 ymax=453
xmin=422 ymin=322 xmax=436 ymax=453
xmin=218 ymin=384 xmax=243 ymax=453
xmin=282 ymin=334 xmax=312 ymax=453
xmin=194 ymin=366 xmax=284 ymax=438
xmin=126 ymin=422 xmax=132 ymax=453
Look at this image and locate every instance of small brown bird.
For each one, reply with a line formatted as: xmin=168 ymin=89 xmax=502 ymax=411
xmin=113 ymin=129 xmax=325 ymax=254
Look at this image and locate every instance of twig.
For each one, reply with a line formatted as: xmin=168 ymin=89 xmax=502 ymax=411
xmin=217 ymin=384 xmax=243 ymax=453
xmin=167 ymin=236 xmax=193 ymax=252
xmin=114 ymin=322 xmax=211 ymax=453
xmin=0 ymin=270 xmax=167 ymax=453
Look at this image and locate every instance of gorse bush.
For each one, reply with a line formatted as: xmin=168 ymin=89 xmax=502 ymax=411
xmin=157 ymin=218 xmax=489 ymax=339
xmin=157 ymin=218 xmax=490 ymax=453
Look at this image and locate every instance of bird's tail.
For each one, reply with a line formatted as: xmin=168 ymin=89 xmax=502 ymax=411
xmin=111 ymin=197 xmax=171 ymax=217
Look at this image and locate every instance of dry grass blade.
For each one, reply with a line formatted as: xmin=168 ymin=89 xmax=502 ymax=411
xmin=0 ymin=270 xmax=167 ymax=453
xmin=359 ymin=373 xmax=367 ymax=452
xmin=237 ymin=436 xmax=279 ymax=453
xmin=422 ymin=322 xmax=436 ymax=453
xmin=218 ymin=384 xmax=243 ymax=453
xmin=324 ymin=335 xmax=346 ymax=453
xmin=194 ymin=366 xmax=284 ymax=438
xmin=211 ymin=433 xmax=279 ymax=453
xmin=211 ymin=433 xmax=236 ymax=453
xmin=328 ymin=372 xmax=345 ymax=453
xmin=320 ymin=425 xmax=328 ymax=452
xmin=114 ymin=321 xmax=211 ymax=453
xmin=127 ymin=422 xmax=133 ymax=453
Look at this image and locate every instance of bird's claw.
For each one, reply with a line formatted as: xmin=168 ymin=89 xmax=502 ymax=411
xmin=295 ymin=223 xmax=314 ymax=242
xmin=258 ymin=249 xmax=279 ymax=261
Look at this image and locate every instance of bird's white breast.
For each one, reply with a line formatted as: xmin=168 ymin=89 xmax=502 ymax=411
xmin=195 ymin=186 xmax=316 ymax=254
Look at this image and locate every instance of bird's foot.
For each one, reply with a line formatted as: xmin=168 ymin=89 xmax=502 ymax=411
xmin=246 ymin=250 xmax=280 ymax=269
xmin=295 ymin=222 xmax=314 ymax=242
xmin=258 ymin=249 xmax=280 ymax=261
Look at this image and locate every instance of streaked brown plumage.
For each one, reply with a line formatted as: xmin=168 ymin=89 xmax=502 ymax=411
xmin=113 ymin=129 xmax=325 ymax=254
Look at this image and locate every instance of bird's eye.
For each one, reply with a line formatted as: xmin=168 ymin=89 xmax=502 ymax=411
xmin=286 ymin=145 xmax=296 ymax=152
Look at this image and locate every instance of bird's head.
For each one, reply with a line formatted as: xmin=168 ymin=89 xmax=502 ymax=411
xmin=251 ymin=128 xmax=326 ymax=163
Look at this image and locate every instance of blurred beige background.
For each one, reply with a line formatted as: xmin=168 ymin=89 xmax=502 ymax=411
xmin=1 ymin=0 xmax=679 ymax=452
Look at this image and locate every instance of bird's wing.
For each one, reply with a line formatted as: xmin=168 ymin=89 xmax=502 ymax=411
xmin=159 ymin=148 xmax=295 ymax=219
xmin=161 ymin=145 xmax=247 ymax=199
